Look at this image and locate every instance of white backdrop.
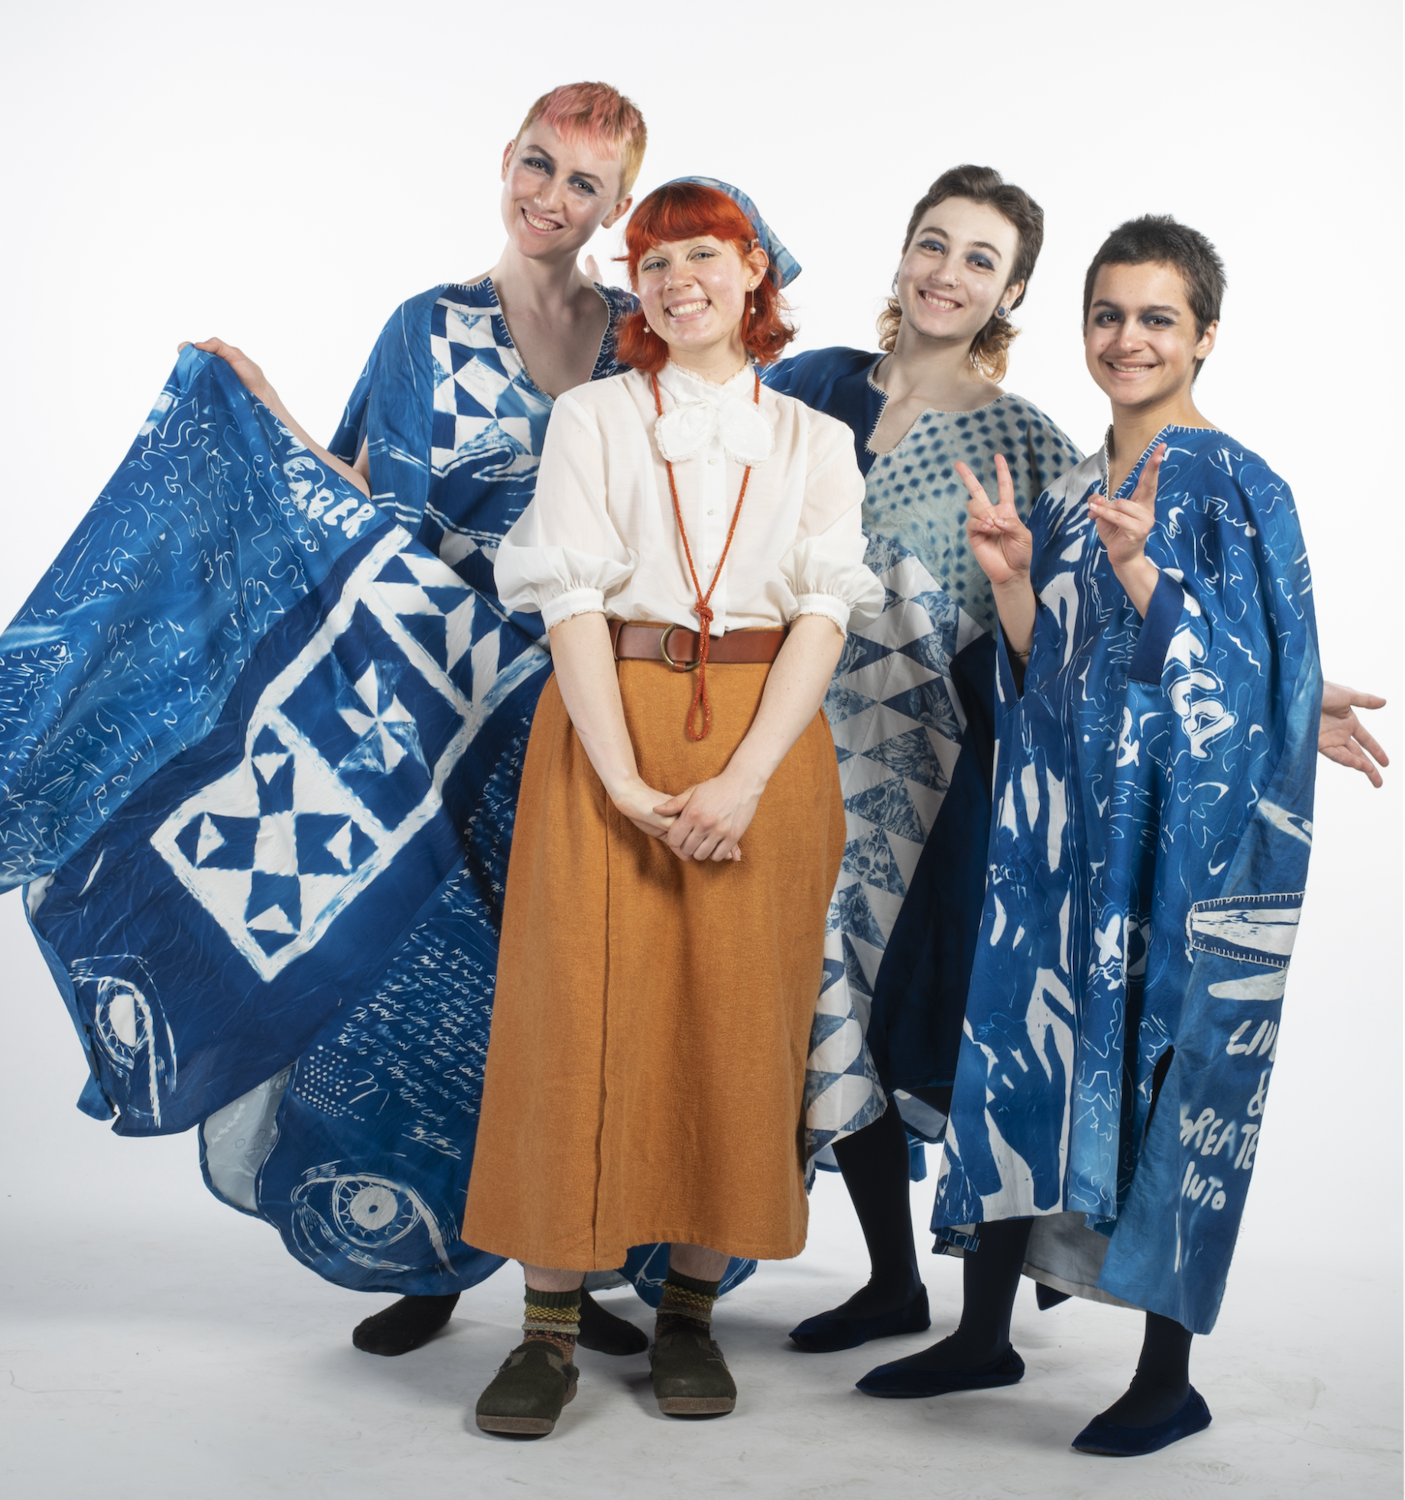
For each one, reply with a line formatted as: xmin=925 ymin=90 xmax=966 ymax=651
xmin=0 ymin=0 xmax=1399 ymax=1319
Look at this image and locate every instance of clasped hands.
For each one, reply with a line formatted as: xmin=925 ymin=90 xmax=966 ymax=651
xmin=609 ymin=763 xmax=765 ymax=863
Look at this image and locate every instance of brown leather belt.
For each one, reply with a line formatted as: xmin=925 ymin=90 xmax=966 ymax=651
xmin=609 ymin=619 xmax=787 ymax=671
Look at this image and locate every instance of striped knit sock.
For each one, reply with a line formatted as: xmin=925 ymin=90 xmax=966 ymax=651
xmin=522 ymin=1286 xmax=581 ymax=1359
xmin=655 ymin=1268 xmax=721 ymax=1339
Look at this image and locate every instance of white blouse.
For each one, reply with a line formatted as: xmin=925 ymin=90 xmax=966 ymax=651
xmin=494 ymin=363 xmax=884 ymax=637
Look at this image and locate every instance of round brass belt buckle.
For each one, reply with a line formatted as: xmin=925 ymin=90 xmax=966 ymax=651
xmin=659 ymin=624 xmax=701 ymax=672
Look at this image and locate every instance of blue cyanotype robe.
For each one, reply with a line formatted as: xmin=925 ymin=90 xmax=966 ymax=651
xmin=3 ymin=280 xmax=751 ymax=1302
xmin=765 ymin=349 xmax=1081 ymax=1163
xmin=932 ymin=427 xmax=1321 ymax=1334
xmin=215 ymin=279 xmax=626 ymax=1294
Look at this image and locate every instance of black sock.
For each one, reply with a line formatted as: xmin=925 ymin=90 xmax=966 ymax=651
xmin=1099 ymin=1312 xmax=1193 ymax=1427
xmin=351 ymin=1293 xmax=460 ymax=1356
xmin=823 ymin=1103 xmax=923 ymax=1318
xmin=577 ymin=1289 xmax=649 ymax=1356
xmin=882 ymin=1218 xmax=1032 ymax=1371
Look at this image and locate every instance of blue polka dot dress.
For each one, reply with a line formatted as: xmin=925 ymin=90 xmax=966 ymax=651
xmin=766 ymin=348 xmax=1082 ymax=1161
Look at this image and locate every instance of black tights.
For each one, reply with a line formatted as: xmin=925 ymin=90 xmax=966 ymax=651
xmin=832 ymin=1104 xmax=1195 ymax=1424
xmin=874 ymin=1215 xmax=1194 ymax=1426
xmin=1102 ymin=1311 xmax=1194 ymax=1426
xmin=825 ymin=1101 xmax=924 ymax=1317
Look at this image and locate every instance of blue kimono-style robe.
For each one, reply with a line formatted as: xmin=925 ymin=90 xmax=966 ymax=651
xmin=1 ymin=280 xmax=750 ymax=1302
xmin=932 ymin=427 xmax=1321 ymax=1334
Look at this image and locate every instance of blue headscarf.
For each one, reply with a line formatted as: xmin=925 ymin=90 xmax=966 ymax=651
xmin=662 ymin=176 xmax=801 ymax=289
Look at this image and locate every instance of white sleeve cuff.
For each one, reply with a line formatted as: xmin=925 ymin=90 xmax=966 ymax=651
xmin=540 ymin=587 xmax=607 ymax=630
xmin=791 ymin=593 xmax=852 ymax=634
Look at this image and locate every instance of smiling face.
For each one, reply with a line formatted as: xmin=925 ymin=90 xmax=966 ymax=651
xmin=895 ymin=196 xmax=1024 ymax=348
xmin=636 ymin=236 xmax=769 ymax=376
xmin=499 ymin=118 xmax=631 ymax=263
xmin=1084 ymin=261 xmax=1217 ymax=412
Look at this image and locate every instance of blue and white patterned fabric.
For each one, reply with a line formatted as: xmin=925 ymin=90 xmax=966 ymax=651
xmin=765 ymin=349 xmax=1082 ymax=1163
xmin=5 ymin=345 xmax=544 ymax=1148
xmin=932 ymin=428 xmax=1321 ymax=1334
xmin=4 ymin=280 xmax=753 ymax=1301
xmin=0 ymin=347 xmax=379 ymax=890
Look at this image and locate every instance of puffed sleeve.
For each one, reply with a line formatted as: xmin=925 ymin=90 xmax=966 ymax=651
xmin=494 ymin=392 xmax=637 ymax=627
xmin=780 ymin=407 xmax=885 ymax=633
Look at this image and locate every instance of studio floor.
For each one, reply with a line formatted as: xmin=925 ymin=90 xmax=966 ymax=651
xmin=1 ymin=1130 xmax=1398 ymax=1500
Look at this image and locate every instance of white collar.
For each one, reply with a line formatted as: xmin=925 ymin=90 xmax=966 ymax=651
xmin=652 ymin=363 xmax=773 ymax=465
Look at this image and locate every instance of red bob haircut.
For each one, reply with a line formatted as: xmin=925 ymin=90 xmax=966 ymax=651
xmin=615 ymin=182 xmax=795 ymax=373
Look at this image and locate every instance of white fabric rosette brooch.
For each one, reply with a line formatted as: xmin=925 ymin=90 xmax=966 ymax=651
xmin=653 ymin=382 xmax=774 ymax=467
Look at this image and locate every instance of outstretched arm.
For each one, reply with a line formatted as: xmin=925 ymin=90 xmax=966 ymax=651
xmin=186 ymin=339 xmax=371 ymax=498
xmin=1319 ymin=681 xmax=1389 ymax=787
xmin=656 ymin=614 xmax=844 ymax=863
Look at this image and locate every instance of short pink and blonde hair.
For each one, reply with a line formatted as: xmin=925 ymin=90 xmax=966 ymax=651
xmin=513 ymin=82 xmax=648 ymax=198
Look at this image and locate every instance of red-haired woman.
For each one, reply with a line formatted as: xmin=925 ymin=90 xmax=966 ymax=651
xmin=465 ymin=179 xmax=883 ymax=1436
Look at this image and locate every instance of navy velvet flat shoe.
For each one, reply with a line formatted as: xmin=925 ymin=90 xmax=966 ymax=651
xmin=788 ymin=1287 xmax=931 ymax=1353
xmin=855 ymin=1342 xmax=1025 ymax=1398
xmin=1071 ymin=1387 xmax=1212 ymax=1455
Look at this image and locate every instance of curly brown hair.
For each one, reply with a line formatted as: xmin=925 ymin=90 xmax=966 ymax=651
xmin=877 ymin=166 xmax=1045 ymax=384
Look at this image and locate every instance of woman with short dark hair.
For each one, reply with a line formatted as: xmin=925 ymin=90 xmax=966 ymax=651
xmin=865 ymin=215 xmax=1322 ymax=1458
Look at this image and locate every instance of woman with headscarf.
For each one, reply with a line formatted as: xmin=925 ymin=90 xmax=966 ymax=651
xmin=465 ymin=178 xmax=883 ymax=1437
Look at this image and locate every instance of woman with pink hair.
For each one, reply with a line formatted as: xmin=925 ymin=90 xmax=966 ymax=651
xmin=181 ymin=82 xmax=662 ymax=1359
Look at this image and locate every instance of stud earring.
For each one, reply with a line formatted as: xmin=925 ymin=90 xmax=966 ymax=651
xmin=996 ymin=305 xmax=1008 ymax=318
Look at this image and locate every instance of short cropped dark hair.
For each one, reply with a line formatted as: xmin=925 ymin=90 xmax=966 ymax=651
xmin=1082 ymin=215 xmax=1226 ymax=378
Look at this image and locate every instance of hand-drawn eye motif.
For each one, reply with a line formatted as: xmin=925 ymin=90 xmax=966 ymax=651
xmin=70 ymin=958 xmax=177 ymax=1127
xmin=290 ymin=1164 xmax=455 ymax=1276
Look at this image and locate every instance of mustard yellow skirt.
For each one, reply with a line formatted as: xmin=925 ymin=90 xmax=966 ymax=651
xmin=462 ymin=657 xmax=844 ymax=1270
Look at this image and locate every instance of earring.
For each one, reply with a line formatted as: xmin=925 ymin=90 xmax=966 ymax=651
xmin=996 ymin=305 xmax=1008 ymax=318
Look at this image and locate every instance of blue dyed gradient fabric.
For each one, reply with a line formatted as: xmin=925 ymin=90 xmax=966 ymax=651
xmin=932 ymin=428 xmax=1321 ymax=1334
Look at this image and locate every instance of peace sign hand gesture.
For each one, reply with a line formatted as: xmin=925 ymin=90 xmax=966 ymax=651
xmin=1089 ymin=443 xmax=1165 ymax=574
xmin=958 ymin=454 xmax=1032 ymax=586
xmin=957 ymin=453 xmax=1037 ymax=658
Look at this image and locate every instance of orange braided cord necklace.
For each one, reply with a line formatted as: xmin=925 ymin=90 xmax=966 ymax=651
xmin=650 ymin=367 xmax=761 ymax=740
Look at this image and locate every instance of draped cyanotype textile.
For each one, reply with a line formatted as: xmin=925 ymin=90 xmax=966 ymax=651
xmin=8 ymin=342 xmax=547 ymax=1153
xmin=4 ymin=286 xmax=753 ymax=1301
xmin=932 ymin=429 xmax=1321 ymax=1333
